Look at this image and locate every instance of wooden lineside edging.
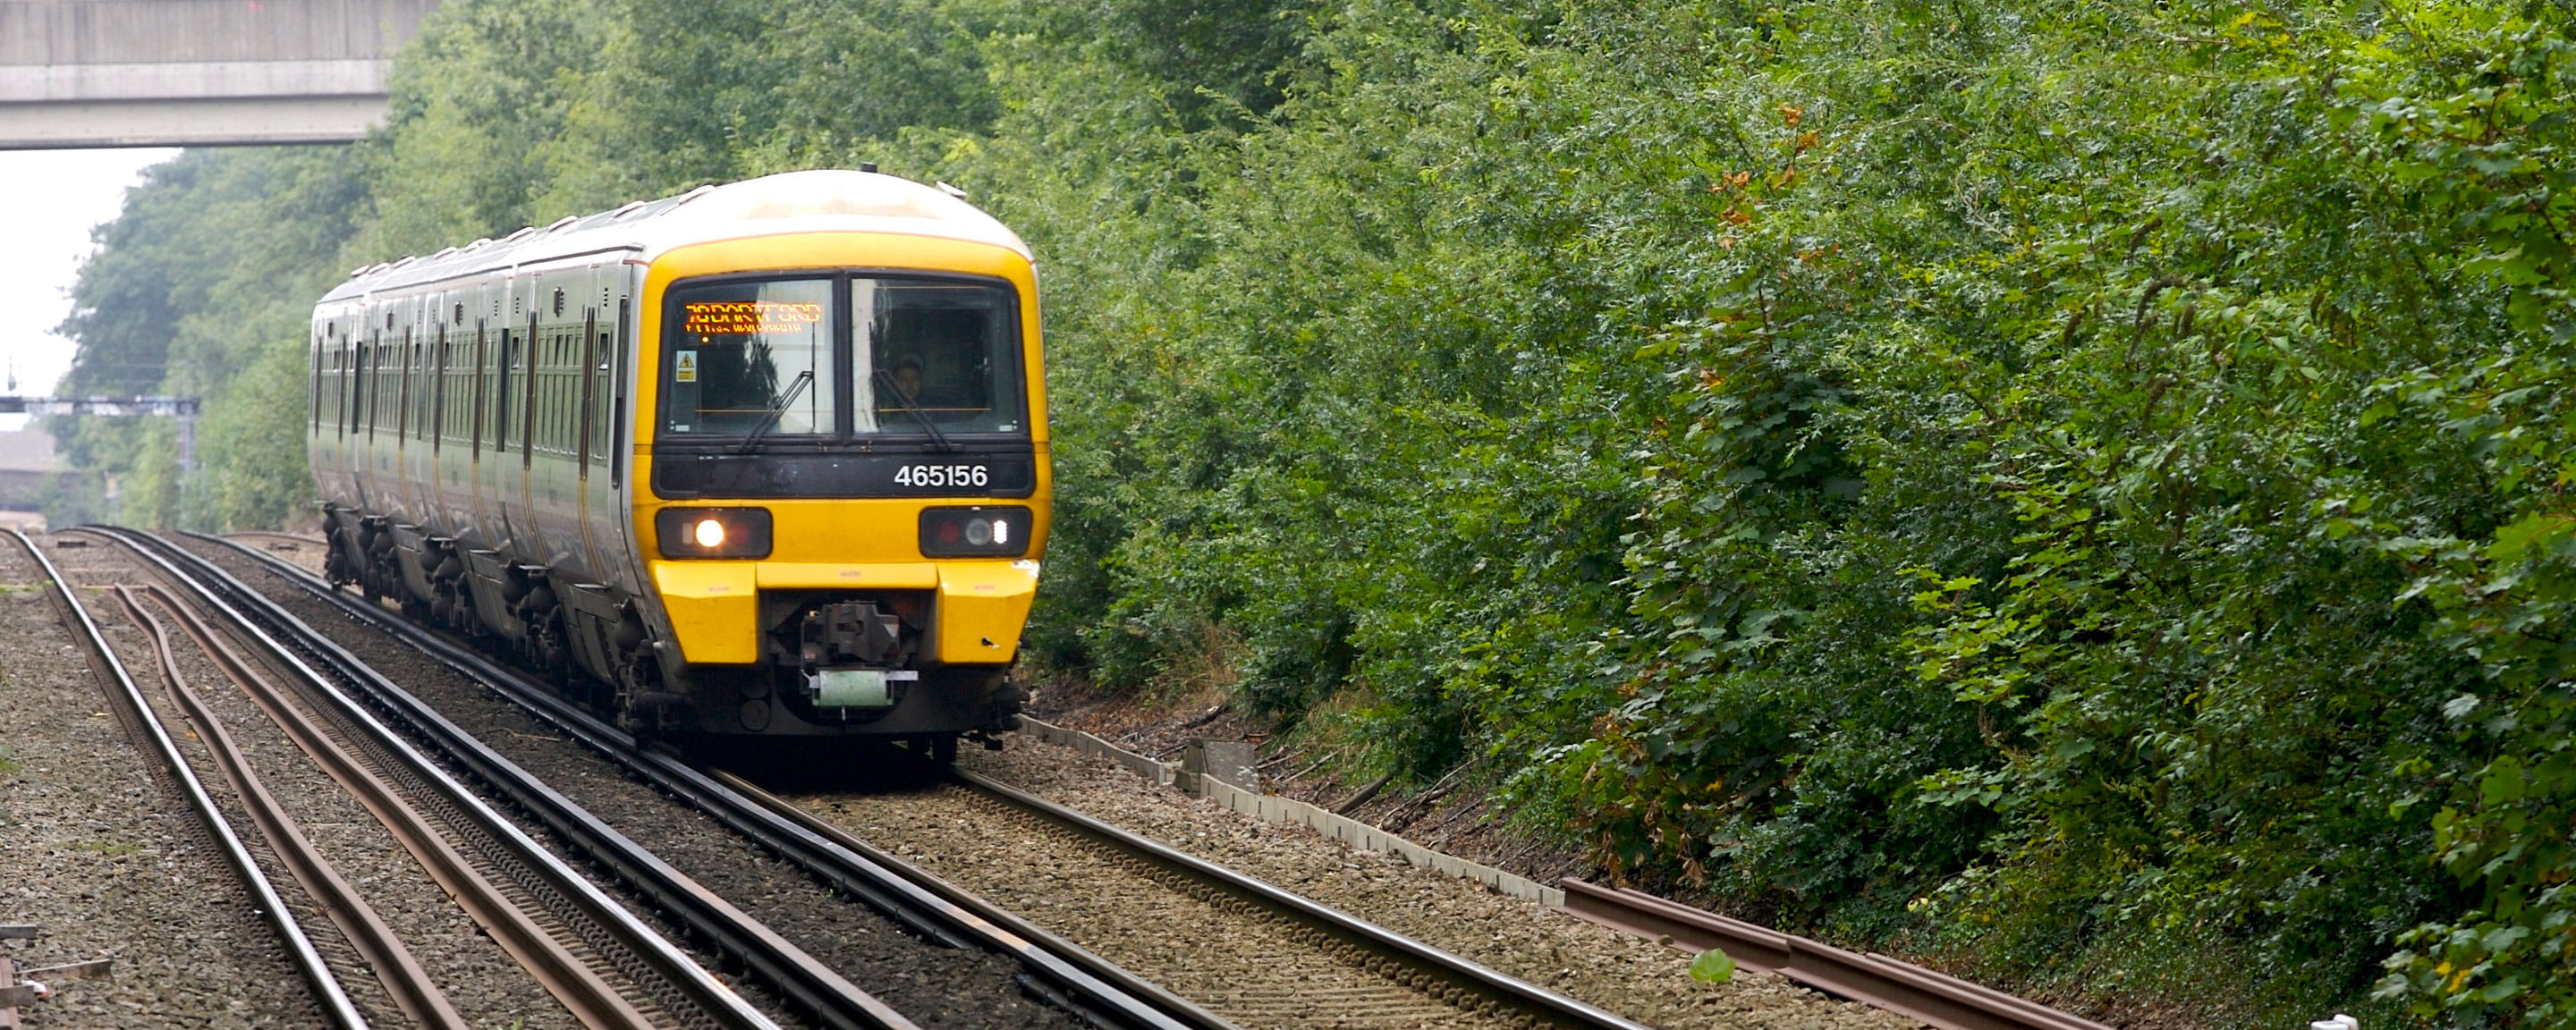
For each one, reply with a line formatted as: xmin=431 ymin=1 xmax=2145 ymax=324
xmin=1557 ymin=880 xmax=2114 ymax=1030
xmin=1015 ymin=717 xmax=1562 ymax=906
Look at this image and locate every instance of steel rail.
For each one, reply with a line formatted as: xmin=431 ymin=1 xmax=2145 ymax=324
xmin=89 ymin=528 xmax=792 ymax=1030
xmin=136 ymin=528 xmax=908 ymax=1030
xmin=709 ymin=769 xmax=1238 ymax=1030
xmin=945 ymin=768 xmax=1655 ymax=1030
xmin=1558 ymin=880 xmax=2116 ymax=1030
xmin=122 ymin=584 xmax=644 ymax=1030
xmin=2 ymin=529 xmax=373 ymax=1030
xmin=227 ymin=530 xmax=327 ymax=547
xmin=187 ymin=528 xmax=1206 ymax=1030
xmin=109 ymin=586 xmax=470 ymax=1030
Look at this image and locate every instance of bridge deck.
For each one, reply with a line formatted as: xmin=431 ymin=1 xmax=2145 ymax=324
xmin=0 ymin=0 xmax=442 ymax=148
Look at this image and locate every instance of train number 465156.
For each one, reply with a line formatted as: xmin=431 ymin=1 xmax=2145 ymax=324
xmin=894 ymin=463 xmax=990 ymax=488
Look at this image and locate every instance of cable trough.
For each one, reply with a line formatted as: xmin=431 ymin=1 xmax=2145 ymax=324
xmin=181 ymin=528 xmax=1187 ymax=1030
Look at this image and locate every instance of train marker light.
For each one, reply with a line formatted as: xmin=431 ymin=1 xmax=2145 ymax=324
xmin=919 ymin=506 xmax=1032 ymax=558
xmin=655 ymin=507 xmax=772 ymax=559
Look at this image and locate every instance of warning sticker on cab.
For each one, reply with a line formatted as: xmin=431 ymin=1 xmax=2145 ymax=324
xmin=674 ymin=350 xmax=698 ymax=383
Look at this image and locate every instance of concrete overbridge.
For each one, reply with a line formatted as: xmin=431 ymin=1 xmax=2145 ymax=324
xmin=2 ymin=0 xmax=443 ymax=149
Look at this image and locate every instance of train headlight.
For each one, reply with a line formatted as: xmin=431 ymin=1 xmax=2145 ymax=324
xmin=920 ymin=506 xmax=1032 ymax=558
xmin=657 ymin=507 xmax=772 ymax=559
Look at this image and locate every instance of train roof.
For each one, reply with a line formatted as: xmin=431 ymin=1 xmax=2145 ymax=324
xmin=321 ymin=169 xmax=1030 ymax=304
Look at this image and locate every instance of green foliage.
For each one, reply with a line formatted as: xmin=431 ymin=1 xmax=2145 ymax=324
xmin=54 ymin=0 xmax=2576 ymax=1020
xmin=51 ymin=147 xmax=365 ymax=530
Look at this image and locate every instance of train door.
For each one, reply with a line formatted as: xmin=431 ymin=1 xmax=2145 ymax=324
xmin=573 ymin=264 xmax=623 ymax=589
xmin=493 ymin=280 xmax=523 ymax=558
xmin=398 ymin=318 xmax=423 ymax=525
xmin=514 ymin=301 xmax=542 ymax=566
xmin=612 ymin=266 xmax=642 ymax=596
xmin=355 ymin=320 xmax=378 ymax=512
xmin=466 ymin=309 xmax=491 ymax=552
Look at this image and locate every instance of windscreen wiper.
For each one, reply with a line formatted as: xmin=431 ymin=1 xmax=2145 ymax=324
xmin=731 ymin=369 xmax=812 ymax=454
xmin=874 ymin=368 xmax=957 ymax=452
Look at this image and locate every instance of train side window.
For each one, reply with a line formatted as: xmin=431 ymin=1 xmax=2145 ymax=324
xmin=561 ymin=330 xmax=574 ymax=453
xmin=414 ymin=333 xmax=427 ymax=441
xmin=564 ymin=331 xmax=578 ymax=454
xmin=538 ymin=330 xmax=552 ymax=454
xmin=563 ymin=330 xmax=578 ymax=454
xmin=578 ymin=314 xmax=597 ymax=473
xmin=472 ymin=325 xmax=488 ymax=458
xmin=325 ymin=341 xmax=337 ymax=437
xmin=557 ymin=329 xmax=572 ymax=455
xmin=358 ymin=334 xmax=373 ymax=441
xmin=310 ymin=336 xmax=323 ymax=433
xmin=523 ymin=314 xmax=539 ymax=469
xmin=373 ymin=334 xmax=388 ymax=442
xmin=397 ymin=332 xmax=415 ymax=444
xmin=345 ymin=335 xmax=355 ymax=438
xmin=589 ymin=328 xmax=610 ymax=468
xmin=610 ymin=297 xmax=628 ymax=487
xmin=387 ymin=336 xmax=400 ymax=437
xmin=495 ymin=328 xmax=513 ymax=453
xmin=538 ymin=332 xmax=550 ymax=454
xmin=423 ymin=334 xmax=434 ymax=436
xmin=431 ymin=326 xmax=449 ymax=451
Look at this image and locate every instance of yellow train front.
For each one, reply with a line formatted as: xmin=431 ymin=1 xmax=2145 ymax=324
xmin=309 ymin=169 xmax=1049 ymax=747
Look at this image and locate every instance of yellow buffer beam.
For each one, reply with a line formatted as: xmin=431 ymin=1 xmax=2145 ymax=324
xmin=935 ymin=561 xmax=1038 ymax=665
xmin=650 ymin=561 xmax=758 ymax=664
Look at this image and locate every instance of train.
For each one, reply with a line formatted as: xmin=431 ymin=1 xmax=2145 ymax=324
xmin=308 ymin=168 xmax=1049 ymax=753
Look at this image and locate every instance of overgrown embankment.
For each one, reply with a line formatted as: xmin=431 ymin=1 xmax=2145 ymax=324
xmin=52 ymin=2 xmax=2576 ymax=1023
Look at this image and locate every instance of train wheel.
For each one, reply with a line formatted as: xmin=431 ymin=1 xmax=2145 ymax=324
xmin=930 ymin=734 xmax=958 ymax=764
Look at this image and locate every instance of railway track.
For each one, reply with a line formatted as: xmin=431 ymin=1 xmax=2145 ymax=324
xmin=183 ymin=528 xmax=1215 ymax=1030
xmin=108 ymin=582 xmax=468 ymax=1030
xmin=7 ymin=528 xmax=373 ymax=1029
xmin=1558 ymin=882 xmax=2114 ymax=1030
xmin=52 ymin=527 xmax=789 ymax=1030
xmin=738 ymin=766 xmax=1656 ymax=1030
xmin=195 ymin=528 xmax=1658 ymax=1030
xmin=96 ymin=526 xmax=962 ymax=1030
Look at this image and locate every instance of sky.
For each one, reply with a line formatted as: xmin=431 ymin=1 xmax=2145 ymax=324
xmin=0 ymin=148 xmax=179 ymax=429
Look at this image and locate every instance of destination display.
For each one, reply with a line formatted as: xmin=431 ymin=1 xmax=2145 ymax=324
xmin=681 ymin=300 xmax=826 ymax=336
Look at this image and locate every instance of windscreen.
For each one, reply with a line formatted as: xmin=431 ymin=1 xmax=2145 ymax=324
xmin=660 ymin=274 xmax=1022 ymax=440
xmin=859 ymin=279 xmax=1022 ymax=435
xmin=661 ymin=278 xmax=837 ymax=436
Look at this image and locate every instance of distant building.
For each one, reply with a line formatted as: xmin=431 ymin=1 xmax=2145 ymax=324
xmin=0 ymin=426 xmax=61 ymax=530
